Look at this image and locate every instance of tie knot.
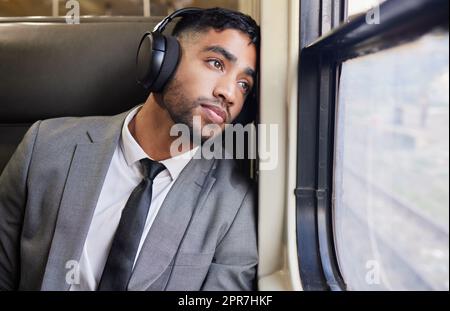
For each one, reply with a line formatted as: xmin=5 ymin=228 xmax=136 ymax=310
xmin=140 ymin=158 xmax=166 ymax=181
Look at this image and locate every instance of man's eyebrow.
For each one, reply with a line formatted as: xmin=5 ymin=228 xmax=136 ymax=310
xmin=202 ymin=45 xmax=256 ymax=79
xmin=203 ymin=45 xmax=237 ymax=62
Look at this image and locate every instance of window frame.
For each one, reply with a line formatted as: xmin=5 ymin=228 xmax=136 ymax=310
xmin=296 ymin=0 xmax=449 ymax=291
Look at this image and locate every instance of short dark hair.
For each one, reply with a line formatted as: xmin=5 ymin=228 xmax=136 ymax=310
xmin=172 ymin=8 xmax=260 ymax=125
xmin=172 ymin=7 xmax=260 ymax=48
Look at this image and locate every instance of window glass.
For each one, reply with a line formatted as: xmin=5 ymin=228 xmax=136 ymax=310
xmin=334 ymin=30 xmax=449 ymax=290
xmin=0 ymin=0 xmax=238 ymax=17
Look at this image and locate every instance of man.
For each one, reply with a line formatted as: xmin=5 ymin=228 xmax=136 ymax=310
xmin=0 ymin=8 xmax=259 ymax=291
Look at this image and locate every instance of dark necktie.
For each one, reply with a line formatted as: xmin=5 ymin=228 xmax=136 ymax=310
xmin=97 ymin=158 xmax=166 ymax=291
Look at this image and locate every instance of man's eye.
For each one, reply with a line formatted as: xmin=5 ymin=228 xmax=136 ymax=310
xmin=208 ymin=59 xmax=223 ymax=71
xmin=238 ymin=81 xmax=250 ymax=94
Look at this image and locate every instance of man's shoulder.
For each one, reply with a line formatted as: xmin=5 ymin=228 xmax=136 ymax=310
xmin=33 ymin=111 xmax=128 ymax=145
xmin=38 ymin=115 xmax=118 ymax=138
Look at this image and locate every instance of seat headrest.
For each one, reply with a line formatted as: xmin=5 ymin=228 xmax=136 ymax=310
xmin=0 ymin=17 xmax=162 ymax=123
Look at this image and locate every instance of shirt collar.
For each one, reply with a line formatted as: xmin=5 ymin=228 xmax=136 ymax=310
xmin=120 ymin=105 xmax=199 ymax=180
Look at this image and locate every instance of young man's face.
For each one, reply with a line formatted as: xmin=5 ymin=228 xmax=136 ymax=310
xmin=161 ymin=28 xmax=257 ymax=143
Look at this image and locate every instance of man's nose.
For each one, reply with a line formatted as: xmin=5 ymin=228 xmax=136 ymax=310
xmin=213 ymin=76 xmax=236 ymax=107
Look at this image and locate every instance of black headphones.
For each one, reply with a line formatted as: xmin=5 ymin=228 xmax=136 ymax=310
xmin=136 ymin=7 xmax=259 ymax=125
xmin=136 ymin=8 xmax=203 ymax=93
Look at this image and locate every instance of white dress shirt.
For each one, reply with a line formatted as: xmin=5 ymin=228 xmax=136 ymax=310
xmin=70 ymin=106 xmax=199 ymax=291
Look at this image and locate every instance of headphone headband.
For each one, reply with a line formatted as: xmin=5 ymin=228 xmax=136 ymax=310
xmin=137 ymin=7 xmax=204 ymax=93
xmin=153 ymin=7 xmax=203 ymax=33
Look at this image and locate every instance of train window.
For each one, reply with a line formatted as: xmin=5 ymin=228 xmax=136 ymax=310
xmin=334 ymin=31 xmax=449 ymax=290
xmin=0 ymin=0 xmax=239 ymax=17
xmin=297 ymin=0 xmax=448 ymax=291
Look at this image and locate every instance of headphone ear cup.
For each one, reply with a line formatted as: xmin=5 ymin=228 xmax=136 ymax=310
xmin=136 ymin=32 xmax=166 ymax=91
xmin=136 ymin=32 xmax=180 ymax=93
xmin=151 ymin=35 xmax=181 ymax=93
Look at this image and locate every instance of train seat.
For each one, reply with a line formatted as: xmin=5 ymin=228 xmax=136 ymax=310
xmin=0 ymin=17 xmax=160 ymax=173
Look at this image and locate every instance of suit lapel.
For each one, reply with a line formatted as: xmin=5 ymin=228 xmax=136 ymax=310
xmin=127 ymin=151 xmax=217 ymax=291
xmin=41 ymin=112 xmax=128 ymax=290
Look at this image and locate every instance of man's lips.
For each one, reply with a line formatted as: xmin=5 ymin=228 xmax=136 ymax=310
xmin=200 ymin=103 xmax=227 ymax=124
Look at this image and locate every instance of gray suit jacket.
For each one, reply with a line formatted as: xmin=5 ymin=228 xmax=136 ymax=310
xmin=0 ymin=109 xmax=257 ymax=291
